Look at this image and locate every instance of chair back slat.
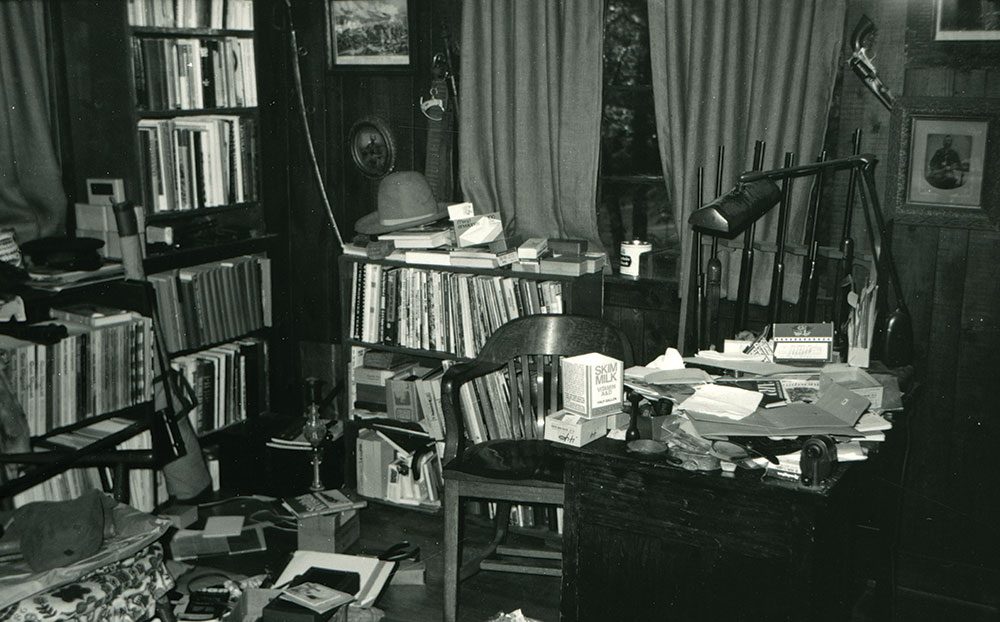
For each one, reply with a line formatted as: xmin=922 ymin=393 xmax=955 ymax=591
xmin=519 ymin=355 xmax=532 ymax=439
xmin=549 ymin=357 xmax=561 ymax=415
xmin=532 ymin=357 xmax=545 ymax=438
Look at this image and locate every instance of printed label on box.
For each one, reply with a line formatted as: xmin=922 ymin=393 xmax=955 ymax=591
xmin=561 ymin=353 xmax=623 ymax=416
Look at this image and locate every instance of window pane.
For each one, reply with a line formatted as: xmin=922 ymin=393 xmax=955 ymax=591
xmin=604 ymin=0 xmax=652 ymax=86
xmin=601 ymin=88 xmax=661 ymax=176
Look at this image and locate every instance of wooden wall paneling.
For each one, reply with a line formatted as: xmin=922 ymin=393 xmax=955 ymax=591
xmin=892 ymin=224 xmax=939 ymax=360
xmin=57 ymin=1 xmax=140 ymax=205
xmin=985 ymin=69 xmax=1000 ymax=98
xmin=904 ymin=67 xmax=955 ymax=97
xmin=339 ymin=74 xmax=418 ymax=237
xmin=951 ymin=70 xmax=987 ymax=98
xmin=256 ymin=0 xmax=297 ymax=409
xmin=951 ymin=230 xmax=1000 ymax=572
xmin=285 ymin=0 xmax=340 ymax=347
xmin=899 ymin=228 xmax=967 ymax=562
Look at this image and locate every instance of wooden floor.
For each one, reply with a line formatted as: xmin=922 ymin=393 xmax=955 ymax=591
xmin=354 ymin=502 xmax=561 ymax=622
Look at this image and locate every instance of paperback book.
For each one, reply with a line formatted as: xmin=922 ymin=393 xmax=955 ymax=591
xmin=282 ymin=489 xmax=367 ymax=520
xmin=281 ymin=582 xmax=354 ymax=613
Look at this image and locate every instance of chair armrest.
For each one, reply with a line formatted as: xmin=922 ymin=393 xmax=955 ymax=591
xmin=441 ymin=360 xmax=503 ymax=463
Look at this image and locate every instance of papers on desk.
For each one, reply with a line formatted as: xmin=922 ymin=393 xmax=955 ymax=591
xmin=679 ymin=384 xmax=762 ymax=420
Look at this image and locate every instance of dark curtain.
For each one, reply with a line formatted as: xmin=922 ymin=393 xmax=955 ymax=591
xmin=0 ymin=0 xmax=66 ymax=244
xmin=458 ymin=0 xmax=605 ymax=250
xmin=649 ymin=0 xmax=845 ymax=351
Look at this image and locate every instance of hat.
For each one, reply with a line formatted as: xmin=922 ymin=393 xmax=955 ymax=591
xmin=355 ymin=172 xmax=449 ymax=235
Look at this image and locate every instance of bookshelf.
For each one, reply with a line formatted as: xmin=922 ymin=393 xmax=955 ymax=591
xmin=0 ymin=281 xmax=165 ymax=511
xmin=59 ymin=0 xmax=266 ymax=235
xmin=11 ymin=0 xmax=292 ymax=506
xmin=337 ymin=254 xmax=605 ymax=510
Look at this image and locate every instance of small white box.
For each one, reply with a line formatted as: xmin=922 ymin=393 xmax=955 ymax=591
xmin=447 ymin=202 xmax=476 ymax=220
xmin=453 ymin=212 xmax=502 ymax=247
xmin=517 ymin=238 xmax=548 ymax=260
xmin=544 ymin=409 xmax=607 ymax=447
xmin=562 ymin=352 xmax=623 ymax=416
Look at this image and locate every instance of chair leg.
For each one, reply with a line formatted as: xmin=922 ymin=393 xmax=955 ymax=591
xmin=459 ymin=500 xmax=511 ymax=580
xmin=444 ymin=484 xmax=460 ymax=622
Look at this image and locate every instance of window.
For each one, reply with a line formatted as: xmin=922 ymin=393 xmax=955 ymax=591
xmin=598 ymin=0 xmax=678 ymax=278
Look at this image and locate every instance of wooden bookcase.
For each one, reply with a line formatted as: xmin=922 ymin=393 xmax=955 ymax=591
xmin=9 ymin=0 xmax=295 ymax=504
xmin=337 ymin=253 xmax=605 ymax=509
xmin=0 ymin=280 xmax=165 ymax=509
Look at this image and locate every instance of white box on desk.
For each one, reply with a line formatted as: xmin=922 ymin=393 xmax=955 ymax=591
xmin=561 ymin=352 xmax=623 ymax=416
xmin=544 ymin=409 xmax=607 ymax=447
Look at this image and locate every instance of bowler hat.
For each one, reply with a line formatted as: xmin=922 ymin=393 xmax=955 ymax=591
xmin=355 ymin=172 xmax=449 ymax=235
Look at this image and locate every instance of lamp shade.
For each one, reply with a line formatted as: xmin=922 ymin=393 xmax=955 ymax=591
xmin=688 ymin=178 xmax=782 ymax=237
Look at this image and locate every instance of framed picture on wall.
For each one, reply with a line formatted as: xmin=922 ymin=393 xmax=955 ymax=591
xmin=328 ymin=0 xmax=411 ymax=68
xmin=935 ymin=0 xmax=1000 ymax=40
xmin=889 ymin=97 xmax=1000 ymax=230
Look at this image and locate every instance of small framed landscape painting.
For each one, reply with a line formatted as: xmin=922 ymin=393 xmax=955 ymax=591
xmin=328 ymin=0 xmax=411 ymax=69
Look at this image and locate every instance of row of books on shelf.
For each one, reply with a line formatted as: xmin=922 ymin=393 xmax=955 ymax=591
xmin=0 ymin=307 xmax=153 ymax=438
xmin=137 ymin=116 xmax=258 ymax=213
xmin=132 ymin=36 xmax=257 ymax=111
xmin=15 ymin=423 xmax=163 ymax=512
xmin=127 ymin=0 xmax=254 ymax=30
xmin=147 ymin=255 xmax=270 ymax=353
xmin=349 ymin=262 xmax=565 ymax=358
xmin=170 ymin=337 xmax=269 ymax=434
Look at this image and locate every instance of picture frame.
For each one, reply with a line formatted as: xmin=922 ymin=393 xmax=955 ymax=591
xmin=935 ymin=0 xmax=1000 ymax=41
xmin=348 ymin=116 xmax=397 ymax=178
xmin=327 ymin=0 xmax=412 ymax=69
xmin=888 ymin=97 xmax=1000 ymax=230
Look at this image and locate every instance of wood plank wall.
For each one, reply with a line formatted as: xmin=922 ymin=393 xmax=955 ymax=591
xmin=854 ymin=1 xmax=1000 ymax=617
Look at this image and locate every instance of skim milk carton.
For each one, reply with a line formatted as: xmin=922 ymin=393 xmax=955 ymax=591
xmin=561 ymin=352 xmax=623 ymax=417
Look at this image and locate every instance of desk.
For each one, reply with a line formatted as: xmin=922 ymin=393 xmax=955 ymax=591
xmin=559 ymin=437 xmax=876 ymax=622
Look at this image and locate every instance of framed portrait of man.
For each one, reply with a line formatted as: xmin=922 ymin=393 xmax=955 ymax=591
xmin=907 ymin=118 xmax=986 ymax=207
xmin=889 ymin=97 xmax=1000 ymax=230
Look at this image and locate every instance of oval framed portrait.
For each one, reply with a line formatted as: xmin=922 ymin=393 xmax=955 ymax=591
xmin=348 ymin=116 xmax=397 ymax=178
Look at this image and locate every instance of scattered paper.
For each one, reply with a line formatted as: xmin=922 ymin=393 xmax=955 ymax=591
xmin=645 ymin=347 xmax=686 ymax=370
xmin=679 ymin=384 xmax=763 ymax=420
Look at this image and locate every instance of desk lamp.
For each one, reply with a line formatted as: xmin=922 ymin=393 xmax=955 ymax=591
xmin=688 ymin=154 xmax=913 ymax=367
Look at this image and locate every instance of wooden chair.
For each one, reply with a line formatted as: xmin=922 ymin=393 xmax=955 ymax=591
xmin=440 ymin=314 xmax=634 ymax=622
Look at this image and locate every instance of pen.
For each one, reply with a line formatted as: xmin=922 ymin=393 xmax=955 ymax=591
xmin=764 ymin=400 xmax=790 ymax=409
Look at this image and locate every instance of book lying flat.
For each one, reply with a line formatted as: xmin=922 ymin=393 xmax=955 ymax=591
xmin=282 ymin=489 xmax=367 ymax=520
xmin=282 ymin=582 xmax=354 ymax=613
xmin=275 ymin=551 xmax=396 ymax=608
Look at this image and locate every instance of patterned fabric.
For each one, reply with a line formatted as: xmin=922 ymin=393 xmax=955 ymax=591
xmin=0 ymin=543 xmax=173 ymax=622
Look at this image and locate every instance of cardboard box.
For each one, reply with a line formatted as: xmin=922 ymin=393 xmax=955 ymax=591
xmin=452 ymin=212 xmax=503 ymax=247
xmin=561 ymin=352 xmax=623 ymax=416
xmin=819 ymin=364 xmax=884 ymax=409
xmin=356 ymin=429 xmax=394 ymax=498
xmin=517 ymin=237 xmax=548 ymax=260
xmin=544 ymin=409 xmax=608 ymax=447
xmin=297 ymin=509 xmax=361 ymax=554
